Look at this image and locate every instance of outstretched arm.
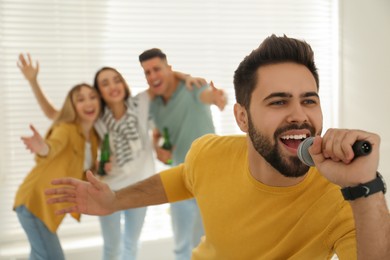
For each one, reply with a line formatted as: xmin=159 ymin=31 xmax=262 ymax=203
xmin=46 ymin=171 xmax=168 ymax=216
xmin=17 ymin=53 xmax=59 ymax=120
xmin=200 ymin=81 xmax=227 ymax=111
xmin=173 ymin=71 xmax=207 ymax=90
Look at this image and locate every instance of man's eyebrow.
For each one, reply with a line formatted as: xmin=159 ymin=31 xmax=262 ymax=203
xmin=302 ymin=92 xmax=319 ymax=98
xmin=263 ymin=91 xmax=319 ymax=101
xmin=263 ymin=92 xmax=292 ymax=101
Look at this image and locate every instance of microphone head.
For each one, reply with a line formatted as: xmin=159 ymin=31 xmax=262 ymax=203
xmin=297 ymin=137 xmax=315 ymax=167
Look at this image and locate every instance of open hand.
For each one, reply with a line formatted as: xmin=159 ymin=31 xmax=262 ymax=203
xmin=17 ymin=53 xmax=39 ymax=82
xmin=46 ymin=171 xmax=117 ymax=215
xmin=21 ymin=124 xmax=48 ymax=156
xmin=210 ymin=81 xmax=227 ymax=111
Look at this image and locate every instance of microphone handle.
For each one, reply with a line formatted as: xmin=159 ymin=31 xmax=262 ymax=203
xmin=352 ymin=140 xmax=372 ymax=156
xmin=298 ymin=138 xmax=372 ymax=167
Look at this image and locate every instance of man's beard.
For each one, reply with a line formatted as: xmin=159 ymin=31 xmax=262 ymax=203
xmin=247 ymin=114 xmax=315 ymax=178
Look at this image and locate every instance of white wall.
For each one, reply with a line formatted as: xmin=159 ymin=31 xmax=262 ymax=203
xmin=339 ymin=0 xmax=390 ymax=201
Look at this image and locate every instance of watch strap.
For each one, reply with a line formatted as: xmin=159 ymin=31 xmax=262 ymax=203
xmin=341 ymin=172 xmax=386 ymax=201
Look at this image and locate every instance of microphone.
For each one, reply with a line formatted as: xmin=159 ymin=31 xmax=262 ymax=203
xmin=297 ymin=137 xmax=372 ymax=166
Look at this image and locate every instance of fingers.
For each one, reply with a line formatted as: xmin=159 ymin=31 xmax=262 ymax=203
xmin=104 ymin=162 xmax=113 ymax=173
xmin=21 ymin=134 xmax=36 ymax=151
xmin=192 ymin=77 xmax=206 ymax=89
xmin=17 ymin=53 xmax=38 ymax=73
xmin=21 ymin=136 xmax=32 ymax=151
xmin=307 ymin=135 xmax=325 ymax=164
xmin=51 ymin=177 xmax=79 ymax=186
xmin=21 ymin=137 xmax=31 ymax=146
xmin=186 ymin=78 xmax=194 ymax=90
xmin=55 ymin=207 xmax=78 ymax=215
xmin=47 ymin=195 xmax=76 ymax=204
xmin=27 ymin=53 xmax=32 ymax=64
xmin=153 ymin=128 xmax=162 ymax=139
xmin=45 ymin=184 xmax=76 ymax=195
xmin=17 ymin=55 xmax=24 ymax=70
xmin=86 ymin=170 xmax=105 ymax=190
xmin=19 ymin=53 xmax=27 ymax=65
xmin=198 ymin=78 xmax=207 ymax=87
xmin=322 ymin=129 xmax=356 ymax=163
xmin=185 ymin=77 xmax=207 ymax=90
xmin=209 ymin=81 xmax=227 ymax=111
xmin=210 ymin=80 xmax=216 ymax=90
xmin=29 ymin=124 xmax=39 ymax=135
xmin=184 ymin=76 xmax=194 ymax=90
xmin=312 ymin=129 xmax=378 ymax=165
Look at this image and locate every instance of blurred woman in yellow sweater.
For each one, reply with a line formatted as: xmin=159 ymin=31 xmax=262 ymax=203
xmin=14 ymin=83 xmax=100 ymax=260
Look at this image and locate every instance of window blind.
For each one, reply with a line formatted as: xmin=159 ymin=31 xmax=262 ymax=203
xmin=0 ymin=0 xmax=338 ymax=256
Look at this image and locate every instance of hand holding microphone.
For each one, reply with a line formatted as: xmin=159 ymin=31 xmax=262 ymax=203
xmin=297 ymin=137 xmax=372 ymax=167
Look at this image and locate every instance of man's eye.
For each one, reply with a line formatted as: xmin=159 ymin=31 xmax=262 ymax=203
xmin=303 ymin=99 xmax=317 ymax=105
xmin=270 ymin=100 xmax=286 ymax=105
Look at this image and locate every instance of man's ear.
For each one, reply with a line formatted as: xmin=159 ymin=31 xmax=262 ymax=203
xmin=234 ymin=103 xmax=249 ymax=133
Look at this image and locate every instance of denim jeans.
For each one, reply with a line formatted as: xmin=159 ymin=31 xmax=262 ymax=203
xmin=171 ymin=199 xmax=204 ymax=260
xmin=15 ymin=205 xmax=65 ymax=260
xmin=99 ymin=207 xmax=147 ymax=260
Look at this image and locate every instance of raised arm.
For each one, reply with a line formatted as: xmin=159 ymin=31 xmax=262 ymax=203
xmin=17 ymin=53 xmax=59 ymax=120
xmin=173 ymin=71 xmax=207 ymax=90
xmin=146 ymin=72 xmax=207 ymax=101
xmin=200 ymin=81 xmax=227 ymax=111
xmin=46 ymin=171 xmax=168 ymax=216
xmin=310 ymin=130 xmax=390 ymax=259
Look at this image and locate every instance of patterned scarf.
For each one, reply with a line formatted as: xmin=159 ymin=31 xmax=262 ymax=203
xmin=101 ymin=98 xmax=142 ymax=167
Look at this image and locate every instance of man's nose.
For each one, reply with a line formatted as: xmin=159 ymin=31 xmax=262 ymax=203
xmin=286 ymin=103 xmax=309 ymax=123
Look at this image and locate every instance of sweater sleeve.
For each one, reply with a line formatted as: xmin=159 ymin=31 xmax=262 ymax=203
xmin=35 ymin=123 xmax=72 ymax=163
xmin=159 ymin=134 xmax=214 ymax=202
xmin=160 ymin=164 xmax=194 ymax=202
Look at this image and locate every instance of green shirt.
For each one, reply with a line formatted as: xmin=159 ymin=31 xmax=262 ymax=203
xmin=150 ymin=81 xmax=215 ymax=164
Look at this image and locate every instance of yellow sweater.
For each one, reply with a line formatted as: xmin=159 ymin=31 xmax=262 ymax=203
xmin=14 ymin=123 xmax=99 ymax=233
xmin=160 ymin=134 xmax=356 ymax=260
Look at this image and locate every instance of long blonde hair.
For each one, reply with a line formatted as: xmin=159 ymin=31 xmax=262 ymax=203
xmin=53 ymin=83 xmax=98 ymax=126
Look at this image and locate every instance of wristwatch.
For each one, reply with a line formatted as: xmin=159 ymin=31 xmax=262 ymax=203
xmin=341 ymin=172 xmax=387 ymax=201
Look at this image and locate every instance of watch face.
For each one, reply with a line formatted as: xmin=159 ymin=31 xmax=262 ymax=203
xmin=377 ymin=172 xmax=387 ymax=194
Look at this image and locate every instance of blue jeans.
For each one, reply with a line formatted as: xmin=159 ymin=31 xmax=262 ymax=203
xmin=15 ymin=205 xmax=65 ymax=260
xmin=99 ymin=207 xmax=147 ymax=260
xmin=171 ymin=199 xmax=204 ymax=260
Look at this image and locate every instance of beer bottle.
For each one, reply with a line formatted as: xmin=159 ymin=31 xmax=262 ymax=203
xmin=161 ymin=127 xmax=173 ymax=165
xmin=98 ymin=133 xmax=110 ymax=176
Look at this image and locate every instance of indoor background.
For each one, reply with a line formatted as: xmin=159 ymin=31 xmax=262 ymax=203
xmin=0 ymin=0 xmax=389 ymax=259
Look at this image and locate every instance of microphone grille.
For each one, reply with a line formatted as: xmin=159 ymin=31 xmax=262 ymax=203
xmin=297 ymin=137 xmax=315 ymax=166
